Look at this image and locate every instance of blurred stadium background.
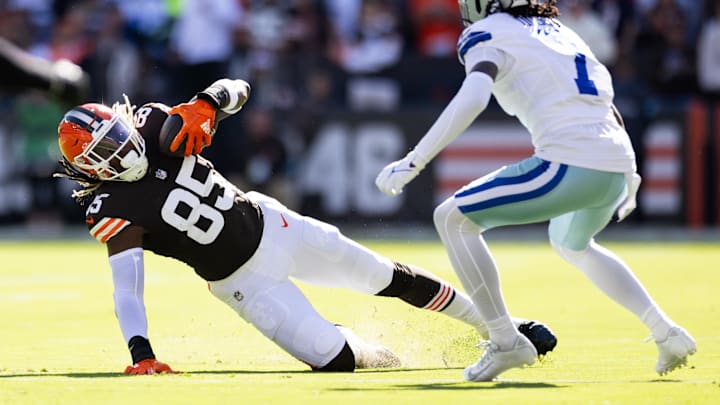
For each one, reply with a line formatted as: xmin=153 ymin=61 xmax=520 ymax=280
xmin=1 ymin=0 xmax=719 ymax=240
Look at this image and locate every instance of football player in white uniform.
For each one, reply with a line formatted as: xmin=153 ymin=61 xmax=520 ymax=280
xmin=376 ymin=0 xmax=696 ymax=381
xmin=55 ymin=77 xmax=557 ymax=375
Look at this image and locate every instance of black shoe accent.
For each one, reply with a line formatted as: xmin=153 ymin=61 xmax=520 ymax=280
xmin=518 ymin=321 xmax=557 ymax=356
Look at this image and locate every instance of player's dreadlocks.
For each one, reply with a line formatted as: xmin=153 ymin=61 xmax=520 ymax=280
xmin=53 ymin=158 xmax=103 ymax=204
xmin=507 ymin=0 xmax=560 ymax=18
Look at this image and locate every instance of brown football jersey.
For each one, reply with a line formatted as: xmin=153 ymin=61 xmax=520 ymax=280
xmin=84 ymin=103 xmax=263 ymax=281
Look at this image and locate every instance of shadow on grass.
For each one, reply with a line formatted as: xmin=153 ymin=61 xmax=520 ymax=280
xmin=0 ymin=370 xmax=565 ymax=390
xmin=0 ymin=367 xmax=690 ymax=386
xmin=0 ymin=366 xmax=465 ymax=379
xmin=330 ymin=381 xmax=563 ymax=392
xmin=0 ymin=371 xmax=127 ymax=378
xmin=0 ymin=369 xmax=308 ymax=379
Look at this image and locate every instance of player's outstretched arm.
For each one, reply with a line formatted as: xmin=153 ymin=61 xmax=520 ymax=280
xmin=0 ymin=37 xmax=90 ymax=107
xmin=107 ymin=226 xmax=176 ymax=375
xmin=376 ymin=63 xmax=496 ymax=196
xmin=166 ymin=78 xmax=251 ymax=156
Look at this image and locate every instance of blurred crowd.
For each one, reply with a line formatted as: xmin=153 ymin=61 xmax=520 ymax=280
xmin=0 ymin=0 xmax=719 ymax=224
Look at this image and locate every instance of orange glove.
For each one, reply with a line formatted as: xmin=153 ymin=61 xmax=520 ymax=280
xmin=124 ymin=358 xmax=177 ymax=375
xmin=168 ymin=98 xmax=217 ymax=156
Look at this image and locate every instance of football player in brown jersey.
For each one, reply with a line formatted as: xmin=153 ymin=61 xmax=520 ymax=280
xmin=55 ymin=78 xmax=557 ymax=375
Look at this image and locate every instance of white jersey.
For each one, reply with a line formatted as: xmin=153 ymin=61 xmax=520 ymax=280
xmin=457 ymin=13 xmax=635 ymax=173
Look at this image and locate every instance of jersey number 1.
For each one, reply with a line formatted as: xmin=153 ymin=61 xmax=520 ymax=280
xmin=574 ymin=53 xmax=598 ymax=96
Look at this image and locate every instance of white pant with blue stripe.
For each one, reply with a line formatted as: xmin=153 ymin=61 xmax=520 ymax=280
xmin=452 ymin=156 xmax=625 ymax=250
xmin=433 ymin=156 xmax=663 ymax=340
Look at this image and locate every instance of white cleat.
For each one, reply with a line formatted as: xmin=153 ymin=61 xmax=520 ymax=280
xmin=463 ymin=335 xmax=537 ymax=382
xmin=336 ymin=325 xmax=401 ymax=369
xmin=655 ymin=327 xmax=696 ymax=376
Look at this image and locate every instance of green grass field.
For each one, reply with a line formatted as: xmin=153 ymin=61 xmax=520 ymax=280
xmin=1 ymin=239 xmax=718 ymax=404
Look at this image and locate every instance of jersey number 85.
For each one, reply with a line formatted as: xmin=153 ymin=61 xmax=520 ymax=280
xmin=161 ymin=155 xmax=234 ymax=245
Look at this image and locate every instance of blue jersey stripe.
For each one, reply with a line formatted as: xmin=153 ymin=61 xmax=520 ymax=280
xmin=457 ymin=31 xmax=492 ymax=64
xmin=456 ymin=160 xmax=551 ymax=198
xmin=457 ymin=163 xmax=568 ymax=213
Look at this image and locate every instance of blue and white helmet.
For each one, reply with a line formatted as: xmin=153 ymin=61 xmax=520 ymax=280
xmin=458 ymin=0 xmax=530 ymax=26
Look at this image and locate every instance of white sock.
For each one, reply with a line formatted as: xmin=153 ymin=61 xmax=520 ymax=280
xmin=437 ymin=289 xmax=486 ymax=334
xmin=436 ymin=293 xmax=532 ymax=339
xmin=486 ymin=314 xmax=522 ymax=349
xmin=641 ymin=306 xmax=677 ymax=341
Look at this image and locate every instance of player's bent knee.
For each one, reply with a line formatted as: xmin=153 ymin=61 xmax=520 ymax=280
xmin=314 ymin=342 xmax=355 ymax=372
xmin=244 ymin=286 xmax=351 ymax=369
xmin=433 ymin=198 xmax=456 ymax=232
xmin=295 ymin=317 xmax=346 ymax=361
xmin=266 ymin=310 xmax=349 ymax=369
xmin=550 ymin=239 xmax=589 ymax=265
xmin=376 ymin=262 xmax=442 ymax=308
xmin=376 ymin=261 xmax=414 ymax=298
xmin=434 ymin=197 xmax=482 ymax=234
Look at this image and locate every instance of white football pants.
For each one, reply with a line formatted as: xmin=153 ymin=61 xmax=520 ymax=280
xmin=208 ymin=192 xmax=394 ymax=368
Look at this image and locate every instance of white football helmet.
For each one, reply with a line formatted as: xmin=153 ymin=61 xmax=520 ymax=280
xmin=458 ymin=0 xmax=530 ymax=26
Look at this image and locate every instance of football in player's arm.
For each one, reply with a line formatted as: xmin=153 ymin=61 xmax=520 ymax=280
xmin=55 ymin=77 xmax=557 ymax=375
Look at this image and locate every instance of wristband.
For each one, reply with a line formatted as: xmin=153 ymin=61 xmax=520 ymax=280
xmin=128 ymin=335 xmax=155 ymax=364
xmin=196 ymin=79 xmax=249 ymax=114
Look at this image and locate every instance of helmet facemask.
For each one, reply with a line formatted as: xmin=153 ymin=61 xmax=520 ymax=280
xmin=59 ymin=96 xmax=148 ymax=181
xmin=64 ymin=101 xmax=148 ymax=182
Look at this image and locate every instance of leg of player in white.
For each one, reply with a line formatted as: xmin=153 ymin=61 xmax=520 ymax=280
xmin=434 ymin=158 xmax=694 ymax=381
xmin=549 ymin=217 xmax=696 ymax=375
xmin=434 ymin=193 xmax=538 ymax=382
xmin=208 ymin=192 xmax=398 ymax=370
xmin=209 ymin=191 xmax=553 ymax=371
